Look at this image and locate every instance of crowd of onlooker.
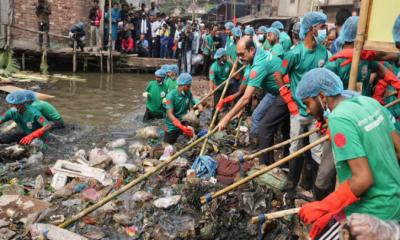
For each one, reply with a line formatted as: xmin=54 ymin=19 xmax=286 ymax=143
xmin=83 ymin=1 xmax=236 ymax=75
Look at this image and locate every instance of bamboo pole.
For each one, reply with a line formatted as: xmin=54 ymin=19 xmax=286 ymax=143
xmin=73 ymin=40 xmax=77 ymax=73
xmin=107 ymin=0 xmax=112 ymax=74
xmin=385 ymin=97 xmax=400 ymax=108
xmin=199 ymin=61 xmax=238 ymax=155
xmin=200 ymin=135 xmax=329 ymax=205
xmin=251 ymin=208 xmax=300 ymax=224
xmin=59 ymin=128 xmax=219 ymax=228
xmin=10 ymin=25 xmax=69 ymax=39
xmin=193 ymin=66 xmax=245 ymax=109
xmin=347 ymin=0 xmax=371 ymax=90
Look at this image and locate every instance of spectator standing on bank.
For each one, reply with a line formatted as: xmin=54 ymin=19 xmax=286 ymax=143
xmin=36 ymin=0 xmax=51 ymax=49
xmin=88 ymin=0 xmax=102 ymax=52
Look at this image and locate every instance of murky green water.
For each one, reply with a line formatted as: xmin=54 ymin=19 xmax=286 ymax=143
xmin=45 ymin=73 xmax=152 ymax=127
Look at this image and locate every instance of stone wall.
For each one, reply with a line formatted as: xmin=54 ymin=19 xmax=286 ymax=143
xmin=12 ymin=0 xmax=93 ymax=49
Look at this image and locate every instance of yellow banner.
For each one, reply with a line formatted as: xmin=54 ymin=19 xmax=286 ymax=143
xmin=367 ymin=0 xmax=400 ymax=43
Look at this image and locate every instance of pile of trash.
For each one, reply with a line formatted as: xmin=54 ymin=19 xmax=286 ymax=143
xmin=0 ymin=123 xmax=307 ymax=239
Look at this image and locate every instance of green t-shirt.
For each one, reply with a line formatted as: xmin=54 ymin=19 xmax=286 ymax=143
xmin=31 ymin=100 xmax=63 ymax=124
xmin=0 ymin=105 xmax=49 ymax=139
xmin=279 ymin=31 xmax=292 ymax=52
xmin=203 ymin=34 xmax=214 ymax=56
xmin=165 ymin=77 xmax=177 ymax=92
xmin=243 ymin=48 xmax=283 ymax=96
xmin=226 ymin=37 xmax=237 ymax=62
xmin=283 ymin=42 xmax=329 ymax=116
xmin=329 ymin=96 xmax=400 ymax=221
xmin=145 ymin=80 xmax=168 ymax=117
xmin=383 ymin=61 xmax=400 ymax=131
xmin=209 ymin=61 xmax=232 ymax=88
xmin=269 ymin=43 xmax=284 ymax=59
xmin=324 ymin=58 xmax=378 ymax=95
xmin=164 ymin=89 xmax=195 ymax=132
xmin=262 ymin=40 xmax=271 ymax=51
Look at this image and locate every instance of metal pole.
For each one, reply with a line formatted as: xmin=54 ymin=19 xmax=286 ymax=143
xmin=107 ymin=0 xmax=112 ymax=73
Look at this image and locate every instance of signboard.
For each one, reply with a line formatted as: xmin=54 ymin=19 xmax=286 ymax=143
xmin=364 ymin=0 xmax=400 ymax=52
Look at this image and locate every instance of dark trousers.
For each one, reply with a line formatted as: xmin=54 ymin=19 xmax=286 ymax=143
xmin=143 ymin=108 xmax=163 ymax=122
xmin=258 ymin=96 xmax=290 ymax=165
xmin=151 ymin=37 xmax=160 ymax=58
xmin=164 ymin=129 xmax=181 ymax=144
xmin=38 ymin=22 xmax=50 ymax=48
xmin=203 ymin=54 xmax=212 ymax=78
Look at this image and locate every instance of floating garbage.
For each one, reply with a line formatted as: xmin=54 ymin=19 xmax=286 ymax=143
xmin=136 ymin=126 xmax=160 ymax=139
xmin=153 ymin=195 xmax=181 ymax=209
xmin=107 ymin=149 xmax=128 ymax=165
xmin=106 ymin=138 xmax=126 ymax=149
xmin=30 ymin=223 xmax=89 ymax=240
xmin=88 ymin=148 xmax=111 ymax=167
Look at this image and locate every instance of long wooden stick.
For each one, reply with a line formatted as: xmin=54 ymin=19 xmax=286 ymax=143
xmin=199 ymin=62 xmax=239 ymax=155
xmin=59 ymin=128 xmax=218 ymax=228
xmin=194 ymin=66 xmax=245 ymax=109
xmin=200 ymin=135 xmax=328 ymax=205
xmin=251 ymin=208 xmax=300 ymax=224
xmin=347 ymin=0 xmax=370 ymax=90
xmin=11 ymin=25 xmax=69 ymax=39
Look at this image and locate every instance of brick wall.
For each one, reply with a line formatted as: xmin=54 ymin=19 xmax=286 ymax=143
xmin=12 ymin=0 xmax=93 ymax=48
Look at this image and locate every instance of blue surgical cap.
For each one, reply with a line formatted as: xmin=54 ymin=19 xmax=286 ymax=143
xmin=6 ymin=90 xmax=28 ymax=105
xmin=271 ymin=21 xmax=284 ymax=30
xmin=170 ymin=64 xmax=179 ymax=74
xmin=296 ymin=68 xmax=343 ymax=100
xmin=244 ymin=26 xmax=255 ymax=36
xmin=300 ymin=12 xmax=327 ymax=40
xmin=267 ymin=27 xmax=280 ymax=37
xmin=292 ymin=22 xmax=301 ymax=34
xmin=24 ymin=90 xmax=37 ymax=102
xmin=177 ymin=73 xmax=192 ymax=85
xmin=225 ymin=22 xmax=234 ymax=30
xmin=232 ymin=27 xmax=242 ymax=37
xmin=155 ymin=68 xmax=167 ymax=78
xmin=394 ymin=15 xmax=400 ymax=43
xmin=336 ymin=16 xmax=359 ymax=49
xmin=76 ymin=21 xmax=84 ymax=30
xmin=161 ymin=64 xmax=170 ymax=71
xmin=258 ymin=26 xmax=268 ymax=34
xmin=214 ymin=48 xmax=226 ymax=59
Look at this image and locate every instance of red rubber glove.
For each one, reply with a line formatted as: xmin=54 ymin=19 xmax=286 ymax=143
xmin=20 ymin=128 xmax=45 ymax=145
xmin=383 ymin=71 xmax=400 ymax=98
xmin=373 ymin=80 xmax=388 ymax=105
xmin=283 ymin=74 xmax=290 ymax=84
xmin=172 ymin=118 xmax=193 ymax=138
xmin=330 ymin=49 xmax=377 ymax=67
xmin=309 ymin=212 xmax=335 ymax=240
xmin=315 ymin=120 xmax=328 ymax=135
xmin=279 ymin=86 xmax=299 ymax=116
xmin=299 ymin=181 xmax=359 ymax=238
xmin=216 ymin=95 xmax=235 ymax=111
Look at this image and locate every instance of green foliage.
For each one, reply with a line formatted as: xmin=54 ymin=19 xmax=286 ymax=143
xmin=0 ymin=48 xmax=20 ymax=77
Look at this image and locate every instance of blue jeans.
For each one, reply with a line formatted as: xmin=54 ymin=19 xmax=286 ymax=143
xmin=250 ymin=93 xmax=276 ymax=137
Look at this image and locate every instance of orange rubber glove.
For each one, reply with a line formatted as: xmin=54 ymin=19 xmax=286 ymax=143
xmin=216 ymin=95 xmax=235 ymax=111
xmin=279 ymin=86 xmax=299 ymax=116
xmin=383 ymin=71 xmax=400 ymax=98
xmin=172 ymin=118 xmax=193 ymax=138
xmin=372 ymin=80 xmax=388 ymax=105
xmin=283 ymin=74 xmax=290 ymax=84
xmin=330 ymin=49 xmax=377 ymax=67
xmin=299 ymin=180 xmax=359 ymax=239
xmin=315 ymin=120 xmax=328 ymax=135
xmin=20 ymin=128 xmax=45 ymax=145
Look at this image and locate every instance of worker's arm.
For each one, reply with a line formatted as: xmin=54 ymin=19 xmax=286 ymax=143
xmin=217 ymin=85 xmax=255 ymax=130
xmin=347 ymin=156 xmax=374 ymax=196
xmin=391 ymin=131 xmax=400 ymax=161
xmin=20 ymin=116 xmax=52 ymax=145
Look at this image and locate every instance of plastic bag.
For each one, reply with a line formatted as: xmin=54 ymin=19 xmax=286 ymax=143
xmin=348 ymin=213 xmax=400 ymax=240
xmin=136 ymin=126 xmax=160 ymax=139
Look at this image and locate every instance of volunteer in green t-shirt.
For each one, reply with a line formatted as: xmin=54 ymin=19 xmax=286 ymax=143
xmin=256 ymin=26 xmax=269 ymax=51
xmin=164 ymin=64 xmax=179 ymax=92
xmin=226 ymin=27 xmax=242 ymax=63
xmin=224 ymin=22 xmax=234 ymax=59
xmin=202 ymin=29 xmax=215 ymax=80
xmin=0 ymin=90 xmax=52 ymax=145
xmin=266 ymin=27 xmax=284 ymax=59
xmin=324 ymin=16 xmax=400 ymax=98
xmin=209 ymin=48 xmax=233 ymax=111
xmin=164 ymin=73 xmax=196 ymax=144
xmin=278 ymin=12 xmax=329 ymax=190
xmin=217 ymin=36 xmax=290 ymax=165
xmin=271 ymin=21 xmax=292 ymax=52
xmin=143 ymin=68 xmax=168 ymax=122
xmin=24 ymin=90 xmax=64 ymax=128
xmin=296 ymin=68 xmax=400 ymax=239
